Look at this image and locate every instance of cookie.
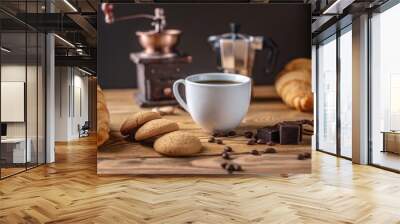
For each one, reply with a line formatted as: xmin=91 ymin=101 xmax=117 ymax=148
xmin=154 ymin=131 xmax=202 ymax=156
xmin=135 ymin=119 xmax=179 ymax=141
xmin=120 ymin=111 xmax=162 ymax=136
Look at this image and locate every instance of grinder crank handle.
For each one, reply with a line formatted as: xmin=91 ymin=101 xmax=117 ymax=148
xmin=263 ymin=37 xmax=279 ymax=75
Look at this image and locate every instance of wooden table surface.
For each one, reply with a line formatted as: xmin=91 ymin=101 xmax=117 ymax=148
xmin=98 ymin=86 xmax=313 ymax=175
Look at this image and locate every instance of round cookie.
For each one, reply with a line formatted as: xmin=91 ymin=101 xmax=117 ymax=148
xmin=135 ymin=119 xmax=179 ymax=141
xmin=154 ymin=131 xmax=202 ymax=156
xmin=120 ymin=111 xmax=161 ymax=136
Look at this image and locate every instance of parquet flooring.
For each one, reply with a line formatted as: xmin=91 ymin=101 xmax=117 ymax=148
xmin=1 ymin=135 xmax=400 ymax=223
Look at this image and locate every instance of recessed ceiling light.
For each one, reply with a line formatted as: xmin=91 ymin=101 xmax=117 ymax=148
xmin=1 ymin=47 xmax=11 ymax=53
xmin=63 ymin=0 xmax=78 ymax=12
xmin=54 ymin=34 xmax=75 ymax=48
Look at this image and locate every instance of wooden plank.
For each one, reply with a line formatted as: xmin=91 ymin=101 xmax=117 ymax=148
xmin=98 ymin=86 xmax=313 ymax=175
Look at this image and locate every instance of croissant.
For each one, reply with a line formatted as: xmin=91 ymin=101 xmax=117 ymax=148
xmin=97 ymin=85 xmax=110 ymax=147
xmin=275 ymin=58 xmax=313 ymax=112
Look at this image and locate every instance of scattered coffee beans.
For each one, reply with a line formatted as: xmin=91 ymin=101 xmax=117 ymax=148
xmin=221 ymin=162 xmax=228 ymax=169
xmin=233 ymin=163 xmax=243 ymax=171
xmin=257 ymin=139 xmax=266 ymax=144
xmin=224 ymin=146 xmax=233 ymax=152
xmin=226 ymin=164 xmax=236 ymax=174
xmin=216 ymin=139 xmax=224 ymax=145
xmin=304 ymin=152 xmax=311 ymax=159
xmin=264 ymin=148 xmax=277 ymax=153
xmin=297 ymin=153 xmax=305 ymax=160
xmin=221 ymin=152 xmax=231 ymax=160
xmin=228 ymin=130 xmax=236 ymax=136
xmin=247 ymin=139 xmax=256 ymax=145
xmin=244 ymin=131 xmax=253 ymax=138
xmin=251 ymin=149 xmax=260 ymax=155
xmin=208 ymin=136 xmax=215 ymax=143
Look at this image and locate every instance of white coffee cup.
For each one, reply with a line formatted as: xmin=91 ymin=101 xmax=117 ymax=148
xmin=173 ymin=73 xmax=251 ymax=132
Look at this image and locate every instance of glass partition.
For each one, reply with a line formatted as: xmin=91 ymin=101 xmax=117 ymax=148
xmin=0 ymin=1 xmax=46 ymax=179
xmin=317 ymin=36 xmax=337 ymax=154
xmin=370 ymin=3 xmax=400 ymax=171
xmin=339 ymin=28 xmax=352 ymax=158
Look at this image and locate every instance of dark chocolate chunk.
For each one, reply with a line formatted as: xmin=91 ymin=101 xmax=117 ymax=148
xmin=256 ymin=126 xmax=280 ymax=143
xmin=221 ymin=152 xmax=231 ymax=160
xmin=216 ymin=139 xmax=224 ymax=145
xmin=208 ymin=137 xmax=215 ymax=143
xmin=247 ymin=139 xmax=256 ymax=145
xmin=297 ymin=154 xmax=305 ymax=160
xmin=264 ymin=148 xmax=277 ymax=153
xmin=244 ymin=131 xmax=253 ymax=138
xmin=224 ymin=146 xmax=233 ymax=152
xmin=279 ymin=123 xmax=301 ymax=145
xmin=304 ymin=152 xmax=311 ymax=159
xmin=251 ymin=149 xmax=260 ymax=155
xmin=213 ymin=132 xmax=221 ymax=137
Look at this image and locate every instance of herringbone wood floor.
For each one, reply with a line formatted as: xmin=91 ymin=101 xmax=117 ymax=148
xmin=1 ymin=135 xmax=400 ymax=224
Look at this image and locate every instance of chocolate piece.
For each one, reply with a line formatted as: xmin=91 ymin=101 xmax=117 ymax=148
xmin=221 ymin=152 xmax=231 ymax=160
xmin=251 ymin=149 xmax=260 ymax=155
xmin=304 ymin=152 xmax=311 ymax=158
xmin=224 ymin=146 xmax=233 ymax=152
xmin=280 ymin=121 xmax=303 ymax=142
xmin=247 ymin=139 xmax=256 ymax=145
xmin=244 ymin=131 xmax=253 ymax=138
xmin=256 ymin=126 xmax=280 ymax=143
xmin=208 ymin=137 xmax=215 ymax=143
xmin=297 ymin=154 xmax=305 ymax=160
xmin=213 ymin=132 xmax=221 ymax=137
xmin=228 ymin=131 xmax=236 ymax=136
xmin=264 ymin=148 xmax=276 ymax=153
xmin=216 ymin=139 xmax=223 ymax=145
xmin=279 ymin=123 xmax=301 ymax=145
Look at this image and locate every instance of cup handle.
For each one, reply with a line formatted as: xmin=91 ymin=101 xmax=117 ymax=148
xmin=173 ymin=79 xmax=189 ymax=111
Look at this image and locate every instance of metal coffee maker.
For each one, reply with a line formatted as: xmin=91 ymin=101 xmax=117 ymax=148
xmin=208 ymin=23 xmax=278 ymax=76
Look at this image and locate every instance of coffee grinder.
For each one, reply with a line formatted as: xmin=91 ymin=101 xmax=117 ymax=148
xmin=208 ymin=23 xmax=278 ymax=77
xmin=102 ymin=4 xmax=192 ymax=106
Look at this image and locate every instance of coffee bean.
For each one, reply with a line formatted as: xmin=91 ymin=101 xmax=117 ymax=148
xmin=213 ymin=132 xmax=220 ymax=137
xmin=251 ymin=149 xmax=260 ymax=155
xmin=297 ymin=154 xmax=305 ymax=160
xmin=221 ymin=152 xmax=231 ymax=160
xmin=224 ymin=146 xmax=233 ymax=152
xmin=267 ymin=141 xmax=275 ymax=146
xmin=304 ymin=152 xmax=311 ymax=159
xmin=264 ymin=148 xmax=276 ymax=153
xmin=244 ymin=131 xmax=253 ymax=138
xmin=216 ymin=139 xmax=223 ymax=145
xmin=257 ymin=139 xmax=266 ymax=144
xmin=208 ymin=137 xmax=215 ymax=143
xmin=233 ymin=163 xmax=243 ymax=171
xmin=221 ymin=162 xmax=228 ymax=169
xmin=247 ymin=139 xmax=256 ymax=145
xmin=226 ymin=164 xmax=235 ymax=174
xmin=228 ymin=130 xmax=236 ymax=136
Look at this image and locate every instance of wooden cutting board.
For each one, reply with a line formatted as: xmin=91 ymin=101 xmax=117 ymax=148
xmin=98 ymin=86 xmax=313 ymax=175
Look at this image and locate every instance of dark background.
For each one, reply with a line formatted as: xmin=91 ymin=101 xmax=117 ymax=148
xmin=98 ymin=4 xmax=311 ymax=89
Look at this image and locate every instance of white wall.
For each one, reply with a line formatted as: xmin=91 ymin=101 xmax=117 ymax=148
xmin=55 ymin=67 xmax=89 ymax=141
